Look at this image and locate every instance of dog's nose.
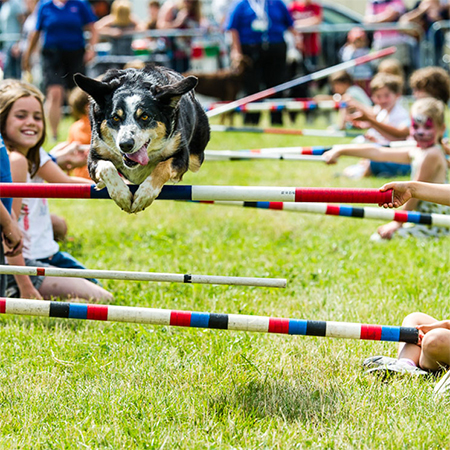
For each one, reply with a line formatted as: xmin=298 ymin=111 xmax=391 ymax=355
xmin=119 ymin=139 xmax=135 ymax=153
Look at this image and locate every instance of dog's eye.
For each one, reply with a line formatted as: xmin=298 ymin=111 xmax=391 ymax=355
xmin=112 ymin=115 xmax=121 ymax=122
xmin=141 ymin=115 xmax=149 ymax=121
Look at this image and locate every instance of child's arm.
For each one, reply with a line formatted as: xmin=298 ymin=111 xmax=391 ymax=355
xmin=37 ymin=160 xmax=92 ymax=184
xmin=6 ymin=253 xmax=43 ymax=299
xmin=417 ymin=320 xmax=450 ymax=334
xmin=0 ymin=204 xmax=23 ymax=257
xmin=348 ymin=101 xmax=410 ymax=140
xmin=379 ymin=182 xmax=450 ymax=208
xmin=323 ymin=143 xmax=411 ymax=165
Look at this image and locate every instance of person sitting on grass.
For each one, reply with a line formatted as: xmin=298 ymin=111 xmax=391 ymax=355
xmin=340 ymin=72 xmax=411 ymax=179
xmin=363 ymin=179 xmax=450 ymax=396
xmin=0 ymin=81 xmax=112 ymax=301
xmin=324 ymin=97 xmax=449 ymax=240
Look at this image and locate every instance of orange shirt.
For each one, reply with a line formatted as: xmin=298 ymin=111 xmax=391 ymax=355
xmin=68 ymin=115 xmax=91 ymax=179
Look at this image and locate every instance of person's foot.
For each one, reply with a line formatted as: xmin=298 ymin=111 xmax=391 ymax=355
xmin=366 ymin=360 xmax=428 ymax=376
xmin=362 ymin=355 xmax=397 ymax=369
xmin=433 ymin=370 xmax=450 ymax=398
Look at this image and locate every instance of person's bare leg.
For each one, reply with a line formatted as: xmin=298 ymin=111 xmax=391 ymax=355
xmin=39 ymin=276 xmax=113 ymax=302
xmin=50 ymin=214 xmax=68 ymax=241
xmin=420 ymin=329 xmax=450 ymax=371
xmin=398 ymin=312 xmax=439 ymax=365
xmin=46 ymin=85 xmax=64 ymax=140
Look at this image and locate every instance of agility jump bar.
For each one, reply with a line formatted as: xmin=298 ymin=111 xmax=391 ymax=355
xmin=0 ymin=265 xmax=286 ymax=288
xmin=205 ymin=151 xmax=324 ymax=162
xmin=207 ymin=146 xmax=332 ymax=156
xmin=194 ymin=201 xmax=450 ymax=228
xmin=0 ymin=183 xmax=393 ymax=204
xmin=0 ymin=298 xmax=419 ymax=344
xmin=205 ymin=99 xmax=346 ymax=113
xmin=207 ymin=46 xmax=396 ymax=118
xmin=209 ymin=125 xmax=362 ymax=138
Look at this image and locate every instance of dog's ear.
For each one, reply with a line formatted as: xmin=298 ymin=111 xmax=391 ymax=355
xmin=74 ymin=73 xmax=115 ymax=108
xmin=151 ymin=76 xmax=198 ymax=108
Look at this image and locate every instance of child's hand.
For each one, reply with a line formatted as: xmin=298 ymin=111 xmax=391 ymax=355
xmin=377 ymin=220 xmax=402 ymax=239
xmin=379 ymin=182 xmax=412 ymax=208
xmin=417 ymin=320 xmax=450 ymax=335
xmin=2 ymin=220 xmax=23 ymax=257
xmin=50 ymin=141 xmax=89 ymax=170
xmin=322 ymin=148 xmax=341 ymax=164
xmin=19 ymin=285 xmax=42 ymax=300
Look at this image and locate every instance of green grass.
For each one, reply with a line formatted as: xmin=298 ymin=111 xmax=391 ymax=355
xmin=1 ymin=112 xmax=449 ymax=448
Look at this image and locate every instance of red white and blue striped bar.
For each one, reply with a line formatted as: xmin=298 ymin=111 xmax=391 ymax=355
xmin=0 ymin=298 xmax=419 ymax=343
xmin=0 ymin=183 xmax=393 ymax=204
xmin=205 ymin=151 xmax=324 ymax=162
xmin=209 ymin=124 xmax=362 ymax=138
xmin=207 ymin=47 xmax=396 ymax=118
xmin=0 ymin=265 xmax=286 ymax=288
xmin=205 ymin=99 xmax=346 ymax=113
xmin=193 ymin=201 xmax=450 ymax=228
xmin=206 ymin=146 xmax=332 ymax=156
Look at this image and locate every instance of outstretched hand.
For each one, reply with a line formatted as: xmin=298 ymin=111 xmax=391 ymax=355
xmin=379 ymin=182 xmax=413 ymax=208
xmin=50 ymin=141 xmax=89 ymax=171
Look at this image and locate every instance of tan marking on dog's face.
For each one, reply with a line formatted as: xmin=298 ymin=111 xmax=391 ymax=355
xmin=115 ymin=109 xmax=124 ymax=118
xmin=100 ymin=120 xmax=118 ymax=151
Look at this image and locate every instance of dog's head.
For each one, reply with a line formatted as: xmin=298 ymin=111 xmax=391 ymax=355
xmin=74 ymin=69 xmax=198 ymax=169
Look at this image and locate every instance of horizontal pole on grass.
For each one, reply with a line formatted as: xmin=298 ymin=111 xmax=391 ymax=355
xmin=206 ymin=47 xmax=396 ymax=118
xmin=0 ymin=298 xmax=419 ymax=344
xmin=0 ymin=265 xmax=286 ymax=288
xmin=0 ymin=183 xmax=393 ymax=204
xmin=209 ymin=125 xmax=362 ymax=138
xmin=192 ymin=201 xmax=450 ymax=228
xmin=207 ymin=146 xmax=332 ymax=156
xmin=205 ymin=99 xmax=346 ymax=113
xmin=205 ymin=151 xmax=324 ymax=161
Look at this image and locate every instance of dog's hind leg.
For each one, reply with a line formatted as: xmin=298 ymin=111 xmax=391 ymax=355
xmin=94 ymin=160 xmax=133 ymax=212
xmin=130 ymin=158 xmax=182 ymax=214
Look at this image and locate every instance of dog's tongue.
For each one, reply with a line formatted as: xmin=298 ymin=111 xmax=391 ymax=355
xmin=126 ymin=145 xmax=149 ymax=165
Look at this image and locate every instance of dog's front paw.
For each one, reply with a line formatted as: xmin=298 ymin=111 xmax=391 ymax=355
xmin=130 ymin=185 xmax=160 ymax=213
xmin=109 ymin=186 xmax=133 ymax=213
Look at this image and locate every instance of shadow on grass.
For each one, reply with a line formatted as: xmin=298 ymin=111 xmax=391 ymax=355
xmin=210 ymin=376 xmax=344 ymax=423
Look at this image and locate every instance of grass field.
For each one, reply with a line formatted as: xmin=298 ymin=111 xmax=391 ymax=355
xmin=1 ymin=112 xmax=449 ymax=448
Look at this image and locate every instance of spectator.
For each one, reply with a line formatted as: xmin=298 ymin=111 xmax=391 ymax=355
xmin=157 ymin=0 xmax=205 ymax=73
xmin=364 ymin=0 xmax=414 ymax=75
xmin=22 ymin=0 xmax=99 ymax=142
xmin=66 ymin=86 xmax=91 ymax=179
xmin=226 ymin=0 xmax=300 ymax=125
xmin=339 ymin=27 xmax=373 ymax=93
xmin=400 ymin=0 xmax=449 ymax=66
xmin=0 ymin=0 xmax=27 ymax=79
xmin=288 ymin=0 xmax=322 ymax=73
xmin=1 ymin=81 xmax=112 ymax=301
xmin=145 ymin=0 xmax=161 ymax=30
xmin=326 ymin=70 xmax=372 ymax=130
xmin=95 ymin=0 xmax=141 ymax=56
xmin=324 ymin=97 xmax=449 ymax=240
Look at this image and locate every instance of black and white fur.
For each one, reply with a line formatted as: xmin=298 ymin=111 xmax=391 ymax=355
xmin=74 ymin=64 xmax=210 ymax=213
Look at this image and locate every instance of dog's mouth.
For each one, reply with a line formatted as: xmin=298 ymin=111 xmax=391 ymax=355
xmin=122 ymin=141 xmax=150 ymax=167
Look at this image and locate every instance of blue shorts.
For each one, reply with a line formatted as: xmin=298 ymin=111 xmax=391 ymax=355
xmin=38 ymin=251 xmax=99 ymax=284
xmin=5 ymin=258 xmax=48 ymax=298
xmin=369 ymin=161 xmax=411 ymax=178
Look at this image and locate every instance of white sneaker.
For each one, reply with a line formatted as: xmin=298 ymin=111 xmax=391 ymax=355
xmin=433 ymin=370 xmax=450 ymax=398
xmin=362 ymin=355 xmax=398 ymax=369
xmin=366 ymin=360 xmax=428 ymax=376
